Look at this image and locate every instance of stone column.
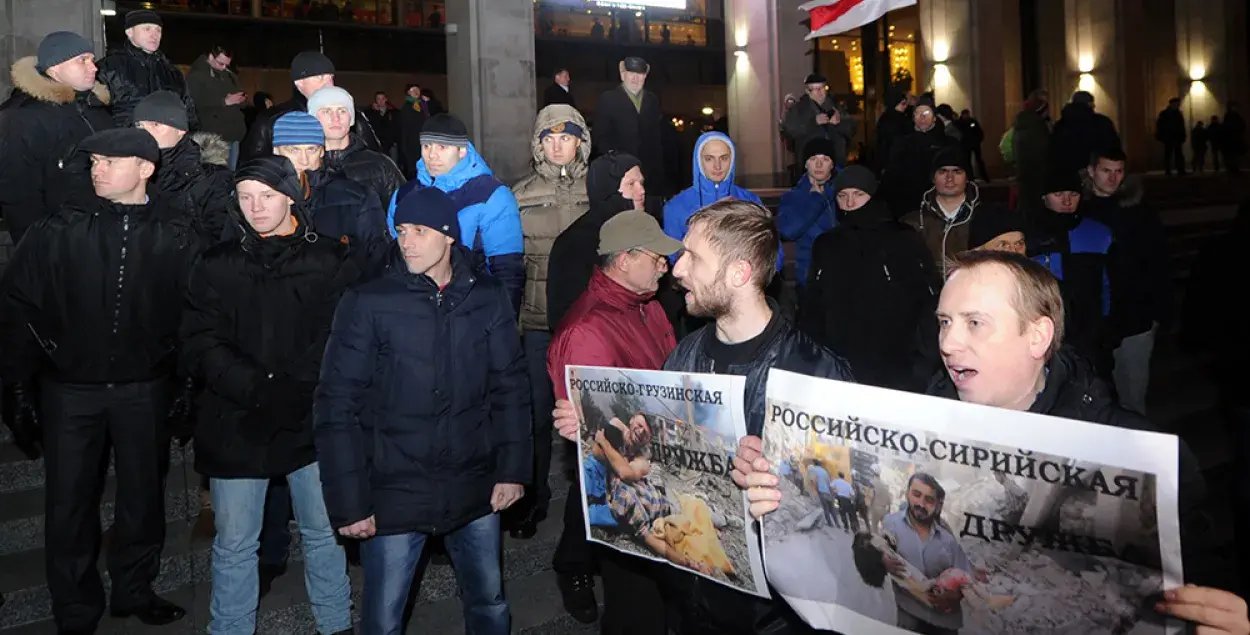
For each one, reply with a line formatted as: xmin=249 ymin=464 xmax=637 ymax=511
xmin=971 ymin=0 xmax=1022 ymax=177
xmin=444 ymin=0 xmax=536 ymax=183
xmin=723 ymin=0 xmax=811 ymax=186
xmin=252 ymin=0 xmax=262 ymax=19
xmin=0 ymin=0 xmax=103 ymax=97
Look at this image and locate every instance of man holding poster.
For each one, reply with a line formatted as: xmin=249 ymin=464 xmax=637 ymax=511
xmin=732 ymin=250 xmax=1247 ymax=635
xmin=557 ymin=198 xmax=854 ymax=635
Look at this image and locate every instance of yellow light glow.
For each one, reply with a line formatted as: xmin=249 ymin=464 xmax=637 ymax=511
xmin=1078 ymin=73 xmax=1095 ymax=92
xmin=1191 ymin=80 xmax=1208 ymax=96
xmin=932 ymin=41 xmax=949 ymax=63
xmin=701 ymin=106 xmax=714 ymax=116
xmin=934 ymin=63 xmax=951 ymax=88
xmin=1190 ymin=65 xmax=1206 ymax=81
xmin=1078 ymin=54 xmax=1094 ymax=73
xmin=735 ymin=25 xmax=748 ymax=49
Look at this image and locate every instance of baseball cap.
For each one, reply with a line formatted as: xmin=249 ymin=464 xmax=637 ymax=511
xmin=598 ymin=210 xmax=683 ymax=256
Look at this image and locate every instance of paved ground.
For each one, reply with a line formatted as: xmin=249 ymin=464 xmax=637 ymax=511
xmin=0 ymin=202 xmax=1239 ymax=634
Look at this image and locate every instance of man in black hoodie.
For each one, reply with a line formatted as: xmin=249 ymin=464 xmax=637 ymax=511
xmin=735 ymin=250 xmax=1245 ymax=635
xmin=0 ymin=128 xmax=201 ymax=632
xmin=238 ymin=51 xmax=378 ymax=164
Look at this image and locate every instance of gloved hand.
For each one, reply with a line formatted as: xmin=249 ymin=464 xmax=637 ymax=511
xmin=167 ymin=377 xmax=198 ymax=447
xmin=2 ymin=382 xmax=43 ymax=460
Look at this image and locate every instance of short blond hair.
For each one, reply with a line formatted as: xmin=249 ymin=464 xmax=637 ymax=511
xmin=686 ymin=198 xmax=779 ymax=289
xmin=945 ymin=250 xmax=1065 ymax=359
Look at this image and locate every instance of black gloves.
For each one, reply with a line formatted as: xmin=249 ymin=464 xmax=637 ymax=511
xmin=167 ymin=377 xmax=199 ymax=447
xmin=2 ymin=382 xmax=43 ymax=460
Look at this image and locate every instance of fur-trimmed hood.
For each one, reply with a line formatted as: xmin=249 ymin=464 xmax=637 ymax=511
xmin=1080 ymin=170 xmax=1144 ymax=208
xmin=10 ymin=56 xmax=110 ymax=106
xmin=191 ymin=131 xmax=230 ymax=167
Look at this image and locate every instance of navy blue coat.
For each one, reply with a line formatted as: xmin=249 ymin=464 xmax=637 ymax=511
xmin=314 ymin=245 xmax=531 ymax=535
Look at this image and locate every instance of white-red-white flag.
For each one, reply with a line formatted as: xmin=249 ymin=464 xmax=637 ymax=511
xmin=799 ymin=0 xmax=917 ymax=40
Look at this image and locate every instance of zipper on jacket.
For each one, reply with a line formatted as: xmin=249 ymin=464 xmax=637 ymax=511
xmin=883 ymin=263 xmax=892 ymax=282
xmin=112 ymin=213 xmax=130 ymax=336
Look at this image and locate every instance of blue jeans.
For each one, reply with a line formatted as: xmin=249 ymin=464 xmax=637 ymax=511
xmin=361 ymin=513 xmax=509 ymax=635
xmin=209 ymin=462 xmax=351 ymax=635
xmin=226 ymin=140 xmax=240 ymax=170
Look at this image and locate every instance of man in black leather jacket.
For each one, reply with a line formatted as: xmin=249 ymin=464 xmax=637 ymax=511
xmin=553 ymin=198 xmax=853 ymax=635
xmin=239 ymin=51 xmax=378 ymax=165
xmin=97 ymin=10 xmax=198 ymax=129
xmin=307 ymin=85 xmax=404 ymax=211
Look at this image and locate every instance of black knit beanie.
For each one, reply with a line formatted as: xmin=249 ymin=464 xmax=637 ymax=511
xmin=235 ymin=156 xmax=305 ymax=203
xmin=124 ymin=10 xmax=162 ymax=29
xmin=833 ymin=165 xmax=878 ymax=196
xmin=290 ymin=51 xmax=335 ymax=81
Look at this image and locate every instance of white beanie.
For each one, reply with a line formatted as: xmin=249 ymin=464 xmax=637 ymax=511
xmin=306 ymin=86 xmax=356 ymax=126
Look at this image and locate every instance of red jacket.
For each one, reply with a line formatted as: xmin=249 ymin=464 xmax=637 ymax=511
xmin=548 ymin=269 xmax=676 ymax=399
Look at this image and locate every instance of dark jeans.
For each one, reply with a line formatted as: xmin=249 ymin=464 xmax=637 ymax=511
xmin=552 ymin=471 xmax=596 ymax=576
xmin=817 ymin=493 xmax=839 ymax=529
xmin=40 ymin=378 xmax=173 ymax=632
xmin=967 ymin=144 xmax=990 ymax=181
xmin=361 ymin=514 xmax=508 ymax=635
xmin=836 ymin=496 xmax=859 ymax=533
xmin=1193 ymin=148 xmax=1207 ymax=172
xmin=1164 ymin=142 xmax=1187 ymax=174
xmin=258 ymin=478 xmax=292 ymax=567
xmin=522 ymin=330 xmax=554 ymax=517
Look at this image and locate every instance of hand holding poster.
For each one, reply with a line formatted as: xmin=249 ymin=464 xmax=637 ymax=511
xmin=761 ymin=369 xmax=1183 ymax=634
xmin=565 ymin=365 xmax=769 ymax=597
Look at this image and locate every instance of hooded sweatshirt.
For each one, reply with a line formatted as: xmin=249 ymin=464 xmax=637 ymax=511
xmin=663 ymin=132 xmax=777 ymax=268
xmin=388 ymin=141 xmax=525 ymax=314
xmin=513 ymin=104 xmax=592 ymax=332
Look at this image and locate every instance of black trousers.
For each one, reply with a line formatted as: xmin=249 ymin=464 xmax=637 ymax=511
xmin=41 ymin=378 xmax=173 ymax=632
xmin=552 ymin=471 xmax=596 ymax=576
xmin=1164 ymin=142 xmax=1187 ymax=174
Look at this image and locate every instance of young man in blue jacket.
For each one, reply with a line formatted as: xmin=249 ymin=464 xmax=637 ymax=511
xmin=387 ymin=113 xmax=525 ymax=313
xmin=315 ymin=186 xmax=531 ymax=635
xmin=776 ymin=138 xmax=839 ymax=289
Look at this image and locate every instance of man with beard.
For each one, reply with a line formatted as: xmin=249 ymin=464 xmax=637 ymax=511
xmin=97 ymin=10 xmax=198 ymax=129
xmin=903 ymin=147 xmax=981 ymax=269
xmin=0 ymin=31 xmax=114 ymax=246
xmin=0 ymin=128 xmax=200 ymax=632
xmin=733 ymin=250 xmax=1246 ymax=635
xmin=553 ymin=198 xmax=853 ymax=635
xmin=546 ymin=209 xmax=681 ymax=629
xmin=308 ymin=86 xmax=405 ymax=211
xmin=881 ymin=472 xmax=974 ymax=633
xmin=134 ymin=90 xmax=234 ymax=242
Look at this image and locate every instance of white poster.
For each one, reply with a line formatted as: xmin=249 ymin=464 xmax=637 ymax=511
xmin=565 ymin=366 xmax=768 ymax=597
xmin=762 ymin=369 xmax=1183 ymax=634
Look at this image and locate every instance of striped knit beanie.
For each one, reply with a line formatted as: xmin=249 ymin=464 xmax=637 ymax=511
xmin=420 ymin=113 xmax=469 ymax=147
xmin=273 ymin=111 xmax=325 ymax=147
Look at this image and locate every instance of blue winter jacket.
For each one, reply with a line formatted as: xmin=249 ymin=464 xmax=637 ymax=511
xmin=313 ymin=245 xmax=531 ymax=536
xmin=662 ymin=132 xmax=780 ymax=269
xmin=776 ymin=174 xmax=838 ymax=286
xmin=387 ymin=142 xmax=525 ymax=313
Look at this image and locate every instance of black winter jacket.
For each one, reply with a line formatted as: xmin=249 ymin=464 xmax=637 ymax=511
xmin=0 ymin=192 xmax=202 ymax=385
xmin=927 ymin=348 xmax=1230 ymax=590
xmin=799 ymin=199 xmax=939 ymax=391
xmin=593 ymin=86 xmax=667 ymax=196
xmin=325 ymin=133 xmax=405 ymax=212
xmin=1079 ymin=176 xmax=1173 ymax=338
xmin=306 ymin=168 xmax=390 ymax=276
xmin=239 ymin=87 xmax=379 ymax=165
xmin=661 ymin=307 xmax=853 ymax=635
xmin=0 ymin=57 xmax=114 ymax=244
xmin=1050 ymin=102 xmax=1121 ymax=178
xmin=884 ymin=125 xmax=959 ymax=219
xmin=314 ymin=245 xmax=531 ymax=535
xmin=96 ymin=41 xmax=199 ymax=129
xmin=181 ymin=203 xmax=359 ymax=478
xmin=157 ymin=132 xmax=235 ymax=243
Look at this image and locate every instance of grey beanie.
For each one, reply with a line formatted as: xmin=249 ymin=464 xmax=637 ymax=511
xmin=36 ymin=31 xmax=94 ymax=74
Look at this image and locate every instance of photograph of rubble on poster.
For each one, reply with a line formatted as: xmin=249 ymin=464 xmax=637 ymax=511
xmin=565 ymin=365 xmax=768 ymax=597
xmin=760 ymin=369 xmax=1184 ymax=635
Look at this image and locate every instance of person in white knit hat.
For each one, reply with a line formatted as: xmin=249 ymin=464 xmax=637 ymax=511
xmin=308 ymin=85 xmax=404 ymax=211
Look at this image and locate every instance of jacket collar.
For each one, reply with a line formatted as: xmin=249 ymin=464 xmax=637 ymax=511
xmin=416 ymin=141 xmax=493 ymax=191
xmin=926 ymin=347 xmax=1111 ymax=419
xmin=531 ymin=104 xmax=591 ymax=183
xmin=588 ymin=268 xmax=655 ymax=310
xmin=918 ymin=181 xmax=980 ymax=229
xmin=9 ymin=56 xmax=110 ymax=106
xmin=386 ymin=243 xmax=479 ymax=304
xmin=326 ymin=133 xmax=367 ymax=168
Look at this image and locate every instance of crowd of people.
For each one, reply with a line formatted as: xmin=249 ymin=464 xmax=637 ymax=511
xmin=0 ymin=11 xmax=1249 ymax=635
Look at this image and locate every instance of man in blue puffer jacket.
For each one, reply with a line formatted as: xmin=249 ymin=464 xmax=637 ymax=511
xmin=663 ymin=131 xmax=781 ymax=270
xmin=387 ymin=113 xmax=525 ymax=313
xmin=776 ymin=138 xmax=839 ymax=288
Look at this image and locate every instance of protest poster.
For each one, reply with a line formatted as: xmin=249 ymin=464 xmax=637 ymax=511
xmin=565 ymin=365 xmax=768 ymax=597
xmin=761 ymin=369 xmax=1183 ymax=635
